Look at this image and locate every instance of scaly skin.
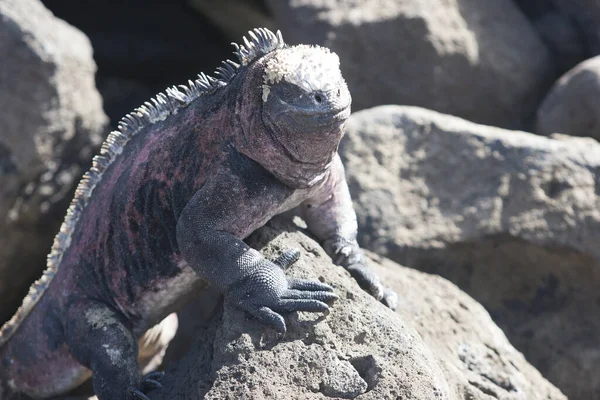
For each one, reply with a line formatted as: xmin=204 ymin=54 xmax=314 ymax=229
xmin=0 ymin=28 xmax=396 ymax=399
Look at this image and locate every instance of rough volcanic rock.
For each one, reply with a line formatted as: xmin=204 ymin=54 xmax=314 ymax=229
xmin=155 ymin=219 xmax=454 ymax=400
xmin=536 ymin=56 xmax=600 ymax=140
xmin=340 ymin=105 xmax=600 ymax=400
xmin=0 ymin=0 xmax=108 ymax=325
xmin=267 ymin=0 xmax=555 ymax=130
xmin=373 ymin=251 xmax=565 ymax=400
xmin=149 ymin=218 xmax=564 ymax=400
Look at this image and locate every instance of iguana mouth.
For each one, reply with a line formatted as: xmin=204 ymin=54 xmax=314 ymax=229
xmin=266 ymin=107 xmax=350 ymax=167
xmin=316 ymin=107 xmax=351 ymax=127
xmin=282 ymin=105 xmax=351 ymax=129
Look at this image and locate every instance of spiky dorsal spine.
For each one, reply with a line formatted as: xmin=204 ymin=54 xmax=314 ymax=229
xmin=0 ymin=28 xmax=286 ymax=348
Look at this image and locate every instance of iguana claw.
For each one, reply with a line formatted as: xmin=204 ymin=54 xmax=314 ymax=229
xmin=323 ymin=236 xmax=398 ymax=310
xmin=230 ymin=250 xmax=338 ymax=333
xmin=127 ymin=371 xmax=164 ymax=400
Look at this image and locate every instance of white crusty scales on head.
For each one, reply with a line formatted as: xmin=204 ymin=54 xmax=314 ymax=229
xmin=0 ymin=28 xmax=397 ymax=400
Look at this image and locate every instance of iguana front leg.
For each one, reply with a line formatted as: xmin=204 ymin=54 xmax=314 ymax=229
xmin=300 ymin=155 xmax=398 ymax=309
xmin=176 ymin=160 xmax=337 ymax=333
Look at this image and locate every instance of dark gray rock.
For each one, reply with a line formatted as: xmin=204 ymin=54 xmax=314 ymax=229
xmin=0 ymin=0 xmax=108 ymax=325
xmin=513 ymin=0 xmax=586 ymax=72
xmin=267 ymin=0 xmax=556 ymax=130
xmin=188 ymin=0 xmax=276 ymax=41
xmin=41 ymin=0 xmax=232 ymax=125
xmin=340 ymin=105 xmax=600 ymax=400
xmin=550 ymin=0 xmax=600 ymax=56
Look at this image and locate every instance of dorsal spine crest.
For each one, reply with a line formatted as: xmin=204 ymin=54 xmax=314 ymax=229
xmin=0 ymin=27 xmax=287 ymax=348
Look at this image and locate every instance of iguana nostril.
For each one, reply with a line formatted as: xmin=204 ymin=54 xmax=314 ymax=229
xmin=314 ymin=93 xmax=323 ymax=103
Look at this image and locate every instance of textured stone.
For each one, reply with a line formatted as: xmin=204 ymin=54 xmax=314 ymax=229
xmin=373 ymin=251 xmax=565 ymax=400
xmin=155 ymin=218 xmax=454 ymax=400
xmin=149 ymin=218 xmax=564 ymax=400
xmin=340 ymin=105 xmax=600 ymax=400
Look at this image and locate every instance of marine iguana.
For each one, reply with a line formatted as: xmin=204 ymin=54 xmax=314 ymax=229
xmin=0 ymin=28 xmax=397 ymax=399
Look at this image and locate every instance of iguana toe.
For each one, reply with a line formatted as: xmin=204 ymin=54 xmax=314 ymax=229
xmin=282 ymin=288 xmax=338 ymax=302
xmin=127 ymin=371 xmax=164 ymax=400
xmin=244 ymin=297 xmax=331 ymax=334
xmin=273 ymin=248 xmax=301 ymax=269
xmin=287 ymin=278 xmax=333 ymax=292
xmin=252 ymin=306 xmax=287 ymax=333
xmin=141 ymin=371 xmax=164 ymax=390
xmin=346 ymin=262 xmax=399 ymax=310
xmin=382 ymin=288 xmax=398 ymax=311
xmin=128 ymin=387 xmax=151 ymax=400
xmin=346 ymin=263 xmax=385 ymax=300
xmin=275 ymin=298 xmax=330 ymax=313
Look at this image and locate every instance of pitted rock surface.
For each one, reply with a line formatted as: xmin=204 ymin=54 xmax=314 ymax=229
xmin=372 ymin=252 xmax=565 ymax=400
xmin=340 ymin=105 xmax=600 ymax=400
xmin=156 ymin=219 xmax=454 ymax=400
xmin=151 ymin=218 xmax=564 ymax=400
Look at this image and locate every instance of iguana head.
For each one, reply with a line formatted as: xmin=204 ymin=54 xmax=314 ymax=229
xmin=235 ymin=34 xmax=351 ymax=188
xmin=261 ymin=45 xmax=351 ymax=159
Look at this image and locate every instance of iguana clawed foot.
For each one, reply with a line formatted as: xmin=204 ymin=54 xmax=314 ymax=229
xmin=323 ymin=237 xmax=398 ymax=310
xmin=272 ymin=248 xmax=301 ymax=269
xmin=229 ymin=249 xmax=338 ymax=333
xmin=127 ymin=371 xmax=164 ymax=400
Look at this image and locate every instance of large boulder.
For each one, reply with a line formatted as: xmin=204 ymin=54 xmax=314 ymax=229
xmin=373 ymin=250 xmax=565 ymax=400
xmin=0 ymin=0 xmax=108 ymax=324
xmin=536 ymin=56 xmax=600 ymax=140
xmin=155 ymin=219 xmax=455 ymax=400
xmin=149 ymin=218 xmax=565 ymax=400
xmin=340 ymin=105 xmax=600 ymax=400
xmin=267 ymin=0 xmax=555 ymax=130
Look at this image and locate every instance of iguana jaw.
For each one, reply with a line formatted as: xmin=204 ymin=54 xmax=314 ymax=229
xmin=262 ymin=104 xmax=349 ymax=162
xmin=287 ymin=104 xmax=351 ymax=129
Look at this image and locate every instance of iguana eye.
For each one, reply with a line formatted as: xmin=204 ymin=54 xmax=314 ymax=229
xmin=280 ymin=86 xmax=294 ymax=97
